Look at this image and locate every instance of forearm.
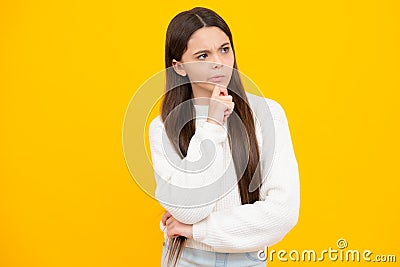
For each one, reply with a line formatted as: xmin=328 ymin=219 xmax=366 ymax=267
xmin=150 ymin=118 xmax=228 ymax=224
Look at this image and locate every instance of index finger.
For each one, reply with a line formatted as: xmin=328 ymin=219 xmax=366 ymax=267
xmin=211 ymin=84 xmax=228 ymax=97
xmin=218 ymin=85 xmax=228 ymax=96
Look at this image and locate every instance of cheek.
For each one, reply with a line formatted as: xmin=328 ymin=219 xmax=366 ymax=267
xmin=225 ymin=55 xmax=235 ymax=68
xmin=185 ymin=64 xmax=210 ymax=82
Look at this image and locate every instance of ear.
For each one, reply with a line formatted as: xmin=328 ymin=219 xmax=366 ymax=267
xmin=172 ymin=59 xmax=187 ymax=77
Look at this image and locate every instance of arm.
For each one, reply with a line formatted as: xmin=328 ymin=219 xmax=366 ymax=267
xmin=149 ymin=117 xmax=228 ymax=224
xmin=191 ymin=99 xmax=300 ymax=252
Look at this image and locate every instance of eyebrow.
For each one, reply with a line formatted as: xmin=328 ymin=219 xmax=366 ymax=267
xmin=192 ymin=42 xmax=231 ymax=56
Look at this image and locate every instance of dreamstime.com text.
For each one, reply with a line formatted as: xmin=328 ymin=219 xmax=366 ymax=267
xmin=257 ymin=238 xmax=396 ymax=263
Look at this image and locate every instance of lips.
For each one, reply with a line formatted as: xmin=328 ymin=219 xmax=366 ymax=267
xmin=209 ymin=74 xmax=225 ymax=82
xmin=210 ymin=74 xmax=225 ymax=79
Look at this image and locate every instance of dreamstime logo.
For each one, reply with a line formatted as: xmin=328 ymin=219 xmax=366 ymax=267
xmin=336 ymin=238 xmax=348 ymax=249
xmin=257 ymin=238 xmax=397 ymax=263
xmin=122 ymin=63 xmax=276 ymax=209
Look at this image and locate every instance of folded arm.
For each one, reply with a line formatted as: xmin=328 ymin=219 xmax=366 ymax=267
xmin=149 ymin=117 xmax=228 ymax=224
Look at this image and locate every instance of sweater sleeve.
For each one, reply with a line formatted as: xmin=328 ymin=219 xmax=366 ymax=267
xmin=149 ymin=117 xmax=228 ymax=224
xmin=191 ymin=100 xmax=300 ymax=252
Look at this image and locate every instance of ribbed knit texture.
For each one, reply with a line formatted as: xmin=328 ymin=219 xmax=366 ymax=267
xmin=149 ymin=92 xmax=300 ymax=253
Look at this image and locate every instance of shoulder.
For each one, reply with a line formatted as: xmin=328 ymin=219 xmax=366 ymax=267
xmin=149 ymin=115 xmax=164 ymax=137
xmin=245 ymin=91 xmax=287 ymax=125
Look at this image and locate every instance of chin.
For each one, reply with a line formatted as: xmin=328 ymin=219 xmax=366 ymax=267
xmin=193 ymin=82 xmax=215 ymax=92
xmin=204 ymin=81 xmax=230 ymax=90
xmin=191 ymin=79 xmax=231 ymax=95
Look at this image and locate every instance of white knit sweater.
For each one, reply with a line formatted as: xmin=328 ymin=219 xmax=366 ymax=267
xmin=148 ymin=92 xmax=300 ymax=253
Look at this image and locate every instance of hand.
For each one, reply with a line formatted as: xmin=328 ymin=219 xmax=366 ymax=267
xmin=207 ymin=84 xmax=234 ymax=125
xmin=162 ymin=211 xmax=193 ymax=239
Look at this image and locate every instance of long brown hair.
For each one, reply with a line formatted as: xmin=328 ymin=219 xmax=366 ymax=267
xmin=161 ymin=7 xmax=262 ymax=266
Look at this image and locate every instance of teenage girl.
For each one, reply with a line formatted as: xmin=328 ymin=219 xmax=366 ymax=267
xmin=149 ymin=6 xmax=300 ymax=267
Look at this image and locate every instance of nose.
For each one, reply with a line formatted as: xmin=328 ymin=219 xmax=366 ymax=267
xmin=211 ymin=54 xmax=223 ymax=69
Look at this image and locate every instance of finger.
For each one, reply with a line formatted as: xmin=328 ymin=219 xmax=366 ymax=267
xmin=217 ymin=101 xmax=233 ymax=110
xmin=162 ymin=211 xmax=172 ymax=226
xmin=211 ymin=85 xmax=223 ymax=98
xmin=221 ymin=102 xmax=234 ymax=112
xmin=162 ymin=212 xmax=168 ymax=226
xmin=224 ymin=109 xmax=232 ymax=117
xmin=217 ymin=97 xmax=233 ymax=107
xmin=228 ymin=102 xmax=235 ymax=112
xmin=167 ymin=226 xmax=180 ymax=238
xmin=167 ymin=231 xmax=177 ymax=238
xmin=217 ymin=95 xmax=232 ymax=102
xmin=166 ymin=216 xmax=175 ymax=226
xmin=219 ymin=86 xmax=228 ymax=96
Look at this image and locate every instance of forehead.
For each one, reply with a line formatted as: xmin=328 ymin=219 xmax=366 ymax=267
xmin=186 ymin=26 xmax=230 ymax=51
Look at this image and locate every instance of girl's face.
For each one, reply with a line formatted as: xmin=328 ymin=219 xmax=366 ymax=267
xmin=172 ymin=26 xmax=235 ymax=93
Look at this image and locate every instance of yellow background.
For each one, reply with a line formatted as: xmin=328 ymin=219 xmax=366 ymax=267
xmin=1 ymin=0 xmax=399 ymax=266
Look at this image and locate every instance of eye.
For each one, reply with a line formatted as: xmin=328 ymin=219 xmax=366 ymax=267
xmin=222 ymin=46 xmax=230 ymax=53
xmin=197 ymin=53 xmax=207 ymax=60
